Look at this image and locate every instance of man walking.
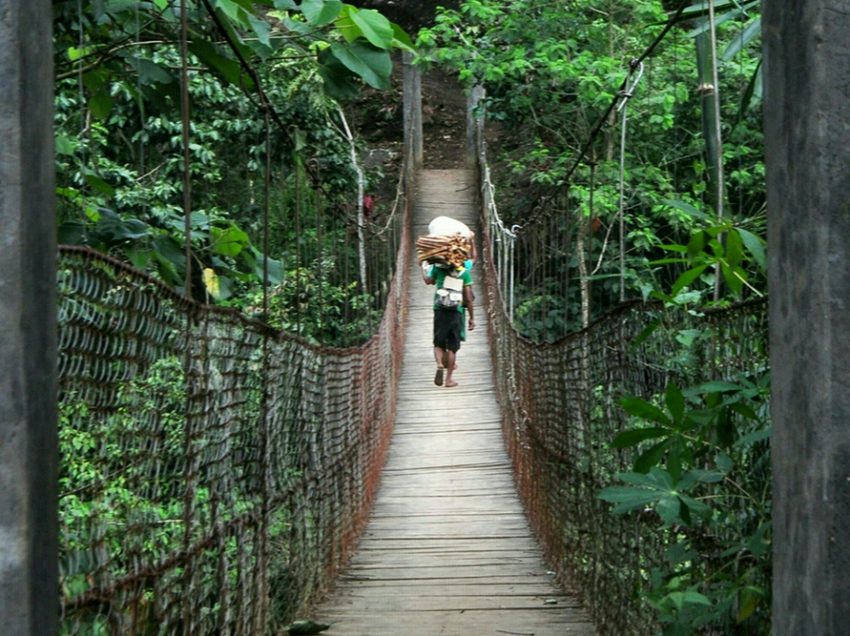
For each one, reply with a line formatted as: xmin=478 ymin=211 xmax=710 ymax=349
xmin=421 ymin=263 xmax=475 ymax=388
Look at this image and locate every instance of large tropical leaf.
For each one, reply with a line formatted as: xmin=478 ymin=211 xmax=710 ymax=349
xmin=335 ymin=5 xmax=393 ymax=49
xmin=329 ymin=40 xmax=391 ymax=89
xmin=301 ymin=0 xmax=343 ymax=27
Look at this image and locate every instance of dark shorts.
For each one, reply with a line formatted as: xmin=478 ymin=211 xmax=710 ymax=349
xmin=433 ymin=308 xmax=463 ymax=352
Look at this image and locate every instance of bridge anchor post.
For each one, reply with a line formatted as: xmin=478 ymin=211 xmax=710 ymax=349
xmin=764 ymin=2 xmax=850 ymax=633
xmin=0 ymin=0 xmax=57 ymax=633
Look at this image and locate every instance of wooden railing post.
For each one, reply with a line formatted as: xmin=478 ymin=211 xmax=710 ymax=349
xmin=0 ymin=0 xmax=57 ymax=633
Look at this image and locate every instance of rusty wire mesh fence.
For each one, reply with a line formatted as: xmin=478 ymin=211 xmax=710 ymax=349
xmin=468 ymin=82 xmax=770 ymax=633
xmin=484 ymin=290 xmax=767 ymax=632
xmin=474 ymin=170 xmax=769 ymax=634
xmin=57 ymin=182 xmax=412 ymax=633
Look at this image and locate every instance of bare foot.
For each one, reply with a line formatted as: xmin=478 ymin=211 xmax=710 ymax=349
xmin=445 ymin=379 xmax=458 ymax=388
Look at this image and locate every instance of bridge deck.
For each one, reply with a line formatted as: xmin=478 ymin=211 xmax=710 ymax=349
xmin=313 ymin=169 xmax=596 ymax=635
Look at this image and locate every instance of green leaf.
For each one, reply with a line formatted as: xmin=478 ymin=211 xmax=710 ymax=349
xmin=55 ymin=134 xmax=77 ymax=156
xmin=317 ymin=48 xmax=361 ymax=100
xmin=129 ymin=57 xmax=174 ymax=85
xmin=620 ymin=467 xmax=674 ymax=490
xmin=301 ymin=0 xmax=342 ymax=26
xmin=282 ymin=17 xmax=315 ymax=35
xmin=715 ymin=452 xmax=733 ymax=473
xmin=730 ymin=401 xmax=758 ymax=421
xmin=737 ymin=227 xmax=766 ymax=271
xmin=679 ymin=495 xmax=711 ymax=521
xmin=656 ymin=495 xmax=681 ymax=524
xmin=126 ymin=248 xmax=152 ymax=270
xmin=95 ymin=210 xmax=150 ymax=243
xmin=738 ymin=59 xmax=763 ymax=122
xmin=686 ymin=231 xmax=705 ymax=260
xmin=390 ymin=21 xmax=416 ymax=52
xmin=734 ymin=426 xmax=771 ymax=448
xmin=67 ymin=45 xmax=95 ymax=61
xmin=619 ymin=397 xmax=672 ymax=426
xmin=681 ymin=590 xmax=712 ymax=607
xmin=598 ymin=486 xmax=659 ymax=512
xmin=248 ymin=13 xmax=272 ymax=48
xmin=211 ymin=224 xmax=250 ymax=257
xmin=189 ymin=40 xmax=255 ymax=90
xmin=611 ymin=427 xmax=669 ymax=449
xmin=726 ymin=229 xmax=744 ymax=268
xmin=737 ymin=588 xmax=760 ymax=622
xmin=687 ymin=380 xmax=742 ymax=394
xmin=665 ymin=383 xmax=685 ymax=425
xmin=678 ymin=469 xmax=724 ymax=490
xmin=329 ymin=40 xmax=391 ymax=89
xmin=335 ymin=5 xmax=393 ymax=49
xmin=89 ymin=91 xmax=114 ymax=119
xmin=671 ymin=264 xmax=708 ymax=297
xmin=634 ymin=440 xmax=670 ymax=473
xmin=84 ymin=174 xmax=115 ymax=196
xmin=664 ymin=198 xmax=710 ymax=221
xmin=720 ymin=261 xmax=745 ymax=295
xmin=213 ymin=0 xmax=250 ymax=28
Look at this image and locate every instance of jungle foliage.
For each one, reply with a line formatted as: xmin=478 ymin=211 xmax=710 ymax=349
xmin=418 ymin=1 xmax=770 ymax=633
xmin=54 ymin=0 xmax=411 ymax=345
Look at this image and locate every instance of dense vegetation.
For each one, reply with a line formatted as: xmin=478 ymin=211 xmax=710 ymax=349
xmin=418 ymin=1 xmax=770 ymax=633
xmin=54 ymin=0 xmax=413 ymax=344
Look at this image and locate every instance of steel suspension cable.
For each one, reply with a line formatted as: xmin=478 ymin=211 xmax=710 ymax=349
xmin=706 ymin=0 xmax=726 ymax=300
xmin=616 ymin=63 xmax=644 ymax=302
xmin=522 ymin=0 xmax=692 ymax=229
xmin=178 ymin=0 xmax=195 ymax=628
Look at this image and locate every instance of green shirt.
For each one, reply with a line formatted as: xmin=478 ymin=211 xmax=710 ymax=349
xmin=429 ymin=265 xmax=473 ymax=313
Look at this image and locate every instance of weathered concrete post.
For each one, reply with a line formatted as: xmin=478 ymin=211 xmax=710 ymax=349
xmin=465 ymin=84 xmax=485 ymax=166
xmin=763 ymin=2 xmax=850 ymax=633
xmin=0 ymin=0 xmax=57 ymax=633
xmin=402 ymin=51 xmax=423 ymax=167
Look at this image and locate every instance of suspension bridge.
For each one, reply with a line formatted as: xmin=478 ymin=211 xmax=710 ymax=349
xmin=41 ymin=42 xmax=773 ymax=632
xmin=313 ymin=169 xmax=596 ymax=634
xmin=49 ymin=90 xmax=768 ymax=633
xmin=5 ymin=2 xmax=850 ymax=635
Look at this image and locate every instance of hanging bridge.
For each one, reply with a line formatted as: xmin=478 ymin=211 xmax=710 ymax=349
xmin=53 ymin=71 xmax=769 ymax=635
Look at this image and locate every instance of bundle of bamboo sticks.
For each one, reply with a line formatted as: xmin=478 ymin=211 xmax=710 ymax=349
xmin=416 ymin=233 xmax=472 ymax=268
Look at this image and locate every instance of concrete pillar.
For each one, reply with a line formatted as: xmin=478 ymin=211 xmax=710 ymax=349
xmin=0 ymin=0 xmax=57 ymax=634
xmin=763 ymin=1 xmax=850 ymax=633
xmin=465 ymin=85 xmax=485 ymax=166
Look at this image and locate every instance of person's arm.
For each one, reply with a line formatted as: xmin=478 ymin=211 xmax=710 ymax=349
xmin=463 ymin=285 xmax=475 ymax=331
xmin=421 ymin=262 xmax=435 ymax=285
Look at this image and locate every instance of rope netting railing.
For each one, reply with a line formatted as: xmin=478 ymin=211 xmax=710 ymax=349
xmin=472 ymin=91 xmax=770 ymax=633
xmin=57 ymin=154 xmax=414 ymax=633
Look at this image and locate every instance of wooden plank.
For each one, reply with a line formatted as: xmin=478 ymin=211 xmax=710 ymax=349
xmin=306 ymin=169 xmax=597 ymax=635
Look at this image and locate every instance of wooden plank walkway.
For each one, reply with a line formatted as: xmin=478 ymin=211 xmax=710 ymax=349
xmin=312 ymin=170 xmax=597 ymax=635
